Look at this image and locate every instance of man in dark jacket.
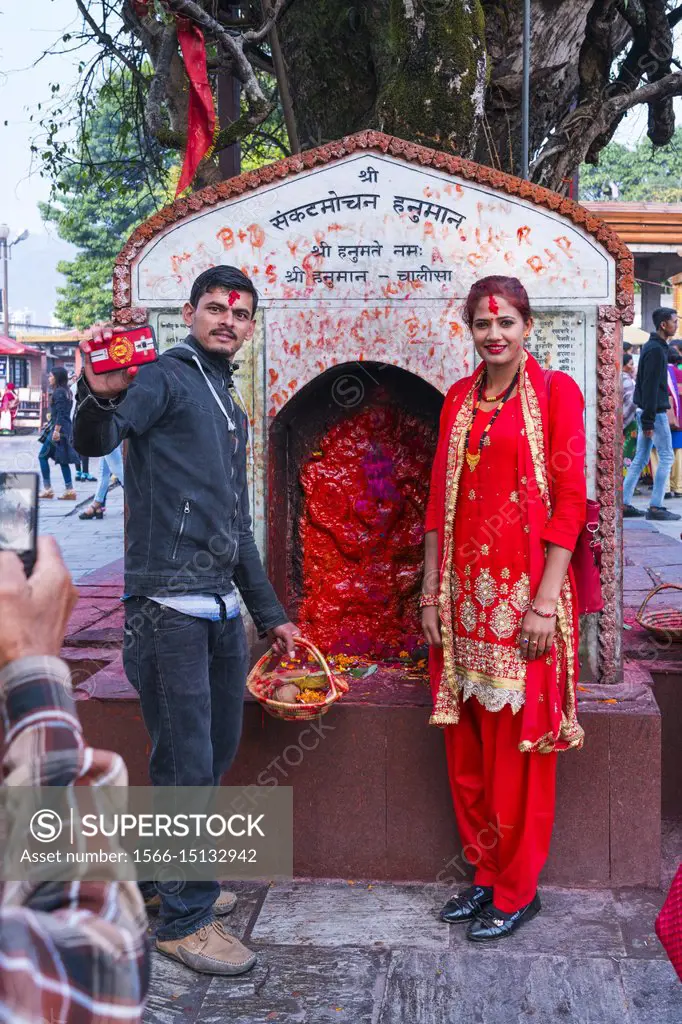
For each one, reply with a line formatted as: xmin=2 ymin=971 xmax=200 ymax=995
xmin=74 ymin=265 xmax=299 ymax=976
xmin=623 ymin=306 xmax=681 ymax=521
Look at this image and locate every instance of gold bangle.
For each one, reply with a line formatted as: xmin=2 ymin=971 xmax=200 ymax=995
xmin=419 ymin=592 xmax=439 ymax=608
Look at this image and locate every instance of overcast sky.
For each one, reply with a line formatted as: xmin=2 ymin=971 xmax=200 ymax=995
xmin=0 ymin=3 xmax=679 ymax=323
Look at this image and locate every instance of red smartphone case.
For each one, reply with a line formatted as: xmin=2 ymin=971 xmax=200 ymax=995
xmin=89 ymin=325 xmax=158 ymax=375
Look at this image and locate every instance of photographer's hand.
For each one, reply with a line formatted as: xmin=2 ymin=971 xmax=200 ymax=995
xmin=0 ymin=537 xmax=78 ymax=671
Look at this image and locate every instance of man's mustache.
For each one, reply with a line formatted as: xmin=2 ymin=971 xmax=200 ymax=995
xmin=210 ymin=329 xmax=237 ymax=339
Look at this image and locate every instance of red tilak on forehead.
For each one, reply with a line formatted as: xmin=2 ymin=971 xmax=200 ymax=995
xmin=488 ymin=295 xmax=499 ymax=314
xmin=228 ymin=290 xmax=240 ymax=307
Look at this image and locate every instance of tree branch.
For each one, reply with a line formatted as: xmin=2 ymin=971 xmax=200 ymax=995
xmin=668 ymin=5 xmax=682 ymax=30
xmin=144 ymin=24 xmax=181 ymax=145
xmin=243 ymin=0 xmax=288 ymax=44
xmin=532 ymin=69 xmax=682 ymax=190
xmin=162 ymin=0 xmax=271 ymax=114
xmin=609 ymin=68 xmax=682 ymax=114
xmin=75 ymin=0 xmax=146 ymax=85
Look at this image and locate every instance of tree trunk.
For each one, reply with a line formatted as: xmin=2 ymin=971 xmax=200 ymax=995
xmin=277 ymin=0 xmax=487 ymax=158
xmin=478 ymin=0 xmax=609 ymax=177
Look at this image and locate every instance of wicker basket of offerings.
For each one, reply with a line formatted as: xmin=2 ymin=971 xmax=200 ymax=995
xmin=246 ymin=635 xmax=349 ymax=721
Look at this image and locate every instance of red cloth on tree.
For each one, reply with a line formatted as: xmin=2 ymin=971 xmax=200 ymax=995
xmin=133 ymin=2 xmax=217 ymax=196
xmin=444 ymin=697 xmax=557 ymax=913
xmin=174 ymin=16 xmax=217 ymax=196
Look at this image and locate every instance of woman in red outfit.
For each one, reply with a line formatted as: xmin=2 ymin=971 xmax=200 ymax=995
xmin=421 ymin=275 xmax=586 ymax=942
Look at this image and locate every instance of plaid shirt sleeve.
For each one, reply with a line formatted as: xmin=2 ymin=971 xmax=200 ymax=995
xmin=0 ymin=656 xmax=150 ymax=1024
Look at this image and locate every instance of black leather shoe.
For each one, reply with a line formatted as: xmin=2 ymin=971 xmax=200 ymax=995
xmin=466 ymin=893 xmax=541 ymax=941
xmin=440 ymin=885 xmax=493 ymax=923
xmin=646 ymin=506 xmax=682 ymax=521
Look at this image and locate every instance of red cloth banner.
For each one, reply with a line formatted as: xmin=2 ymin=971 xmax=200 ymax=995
xmin=132 ymin=2 xmax=216 ymax=195
xmin=174 ymin=15 xmax=216 ymax=195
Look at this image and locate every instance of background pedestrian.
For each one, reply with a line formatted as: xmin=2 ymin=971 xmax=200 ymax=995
xmin=38 ymin=367 xmax=80 ymax=500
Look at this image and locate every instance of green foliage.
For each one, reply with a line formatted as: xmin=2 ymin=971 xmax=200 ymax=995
xmin=579 ymin=129 xmax=682 ymax=202
xmin=40 ymin=74 xmax=171 ymax=329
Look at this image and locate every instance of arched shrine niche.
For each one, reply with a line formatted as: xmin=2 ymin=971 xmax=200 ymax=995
xmin=268 ymin=362 xmax=443 ymax=659
xmin=114 ymin=131 xmax=633 ymax=683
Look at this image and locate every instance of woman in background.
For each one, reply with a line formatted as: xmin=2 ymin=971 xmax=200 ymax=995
xmin=79 ymin=443 xmax=124 ymax=520
xmin=622 ymin=353 xmax=637 ymax=478
xmin=0 ymin=381 xmax=19 ymax=434
xmin=38 ymin=367 xmax=79 ymax=500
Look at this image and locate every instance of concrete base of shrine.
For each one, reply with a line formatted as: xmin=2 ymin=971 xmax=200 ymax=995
xmin=14 ymin=558 xmax=659 ymax=890
xmin=64 ymin=654 xmax=661 ymax=889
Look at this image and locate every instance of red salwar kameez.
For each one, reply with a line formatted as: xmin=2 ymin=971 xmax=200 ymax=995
xmin=425 ymin=350 xmax=586 ymax=913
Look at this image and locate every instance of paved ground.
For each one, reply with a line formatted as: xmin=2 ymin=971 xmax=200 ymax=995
xmin=142 ymin=860 xmax=682 ymax=1024
xmin=0 ymin=433 xmax=124 ymax=578
xmin=629 ymin=482 xmax=682 ymax=541
xmin=3 ymin=433 xmax=681 ymax=1022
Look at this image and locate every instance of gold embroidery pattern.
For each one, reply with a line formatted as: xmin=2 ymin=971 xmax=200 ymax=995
xmin=556 ymin=580 xmax=584 ymax=749
xmin=468 ymin=489 xmax=476 ymax=500
xmin=451 ymin=572 xmax=461 ymax=603
xmin=500 ymin=583 xmax=509 ymax=596
xmin=501 ymin=568 xmax=510 ymax=579
xmin=489 ymin=599 xmax=518 ymax=640
xmin=510 ymin=573 xmax=530 ymax=612
xmin=519 ymin=353 xmax=552 ymax=516
xmin=436 ymin=378 xmax=478 ymax=724
xmin=510 ymin=491 xmax=519 ymax=503
xmin=474 ymin=568 xmax=497 ymax=608
xmin=460 ymin=677 xmax=525 ymax=714
xmin=454 ymin=639 xmax=527 ymax=685
xmin=460 ymin=596 xmax=478 ymax=633
xmin=480 ymin=543 xmax=490 ymax=555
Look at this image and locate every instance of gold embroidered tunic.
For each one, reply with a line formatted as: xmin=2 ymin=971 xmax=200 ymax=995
xmin=452 ymin=394 xmax=530 ymax=714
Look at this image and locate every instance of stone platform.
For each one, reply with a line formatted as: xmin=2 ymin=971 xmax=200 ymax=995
xmin=43 ymin=556 xmax=665 ymax=890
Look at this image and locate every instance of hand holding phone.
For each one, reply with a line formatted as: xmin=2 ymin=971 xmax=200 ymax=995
xmin=80 ymin=323 xmax=158 ymax=398
xmin=0 ymin=535 xmax=78 ymax=671
xmin=0 ymin=472 xmax=39 ymax=577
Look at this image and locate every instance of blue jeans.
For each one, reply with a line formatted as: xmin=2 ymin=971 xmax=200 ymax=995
xmin=38 ymin=436 xmax=72 ymax=489
xmin=122 ymin=599 xmax=249 ymax=940
xmin=95 ymin=444 xmax=124 ymax=505
xmin=623 ymin=411 xmax=674 ymax=508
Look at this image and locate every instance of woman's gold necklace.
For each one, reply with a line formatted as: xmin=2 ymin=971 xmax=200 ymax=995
xmin=464 ymin=370 xmax=520 ymax=472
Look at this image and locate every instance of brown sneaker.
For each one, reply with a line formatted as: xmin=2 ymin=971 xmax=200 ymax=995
xmin=39 ymin=488 xmax=54 ymax=499
xmin=155 ymin=920 xmax=256 ymax=975
xmin=145 ymin=888 xmax=236 ymax=916
xmin=58 ymin=489 xmax=77 ymax=500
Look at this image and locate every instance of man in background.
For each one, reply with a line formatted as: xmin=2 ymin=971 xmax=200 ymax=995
xmin=623 ymin=307 xmax=681 ymax=522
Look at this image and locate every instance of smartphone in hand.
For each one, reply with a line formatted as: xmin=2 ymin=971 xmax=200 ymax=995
xmin=89 ymin=325 xmax=158 ymax=375
xmin=0 ymin=472 xmax=39 ymax=576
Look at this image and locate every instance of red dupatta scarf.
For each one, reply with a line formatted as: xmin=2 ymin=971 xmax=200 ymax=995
xmin=429 ymin=350 xmax=584 ymax=754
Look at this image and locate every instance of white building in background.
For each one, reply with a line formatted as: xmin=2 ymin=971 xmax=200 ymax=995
xmin=10 ymin=307 xmax=35 ymax=327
